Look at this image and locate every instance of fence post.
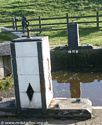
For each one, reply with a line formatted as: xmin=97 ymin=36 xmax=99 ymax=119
xmin=15 ymin=17 xmax=18 ymax=31
xmin=96 ymin=11 xmax=99 ymax=28
xmin=66 ymin=13 xmax=69 ymax=26
xmin=66 ymin=13 xmax=69 ymax=43
xmin=39 ymin=16 xmax=42 ymax=34
xmin=12 ymin=17 xmax=18 ymax=31
xmin=12 ymin=18 xmax=15 ymax=30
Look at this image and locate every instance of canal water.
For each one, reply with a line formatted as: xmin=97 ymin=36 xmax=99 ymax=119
xmin=52 ymin=72 xmax=102 ymax=106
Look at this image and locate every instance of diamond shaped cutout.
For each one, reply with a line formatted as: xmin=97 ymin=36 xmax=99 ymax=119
xmin=26 ymin=83 xmax=34 ymax=101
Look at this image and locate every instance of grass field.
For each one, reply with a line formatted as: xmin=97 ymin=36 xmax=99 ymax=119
xmin=0 ymin=0 xmax=102 ymax=47
xmin=1 ymin=0 xmax=102 ymax=18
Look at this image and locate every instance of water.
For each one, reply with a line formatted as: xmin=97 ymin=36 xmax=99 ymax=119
xmin=52 ymin=72 xmax=102 ymax=106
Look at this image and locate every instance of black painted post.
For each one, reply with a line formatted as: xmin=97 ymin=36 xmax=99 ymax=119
xmin=12 ymin=17 xmax=18 ymax=31
xmin=68 ymin=23 xmax=79 ymax=50
xmin=96 ymin=11 xmax=99 ymax=28
xmin=66 ymin=13 xmax=69 ymax=43
xmin=39 ymin=16 xmax=42 ymax=34
xmin=12 ymin=18 xmax=15 ymax=30
xmin=15 ymin=17 xmax=18 ymax=31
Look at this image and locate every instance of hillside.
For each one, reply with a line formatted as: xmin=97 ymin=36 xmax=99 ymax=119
xmin=0 ymin=0 xmax=102 ymax=19
xmin=0 ymin=0 xmax=102 ymax=47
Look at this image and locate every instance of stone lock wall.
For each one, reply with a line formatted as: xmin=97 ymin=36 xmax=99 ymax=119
xmin=50 ymin=48 xmax=102 ymax=72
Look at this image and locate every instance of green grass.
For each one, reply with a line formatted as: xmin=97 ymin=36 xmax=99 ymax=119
xmin=40 ymin=27 xmax=102 ymax=47
xmin=80 ymin=27 xmax=102 ymax=46
xmin=0 ymin=0 xmax=102 ymax=18
xmin=0 ymin=0 xmax=102 ymax=46
xmin=0 ymin=76 xmax=13 ymax=90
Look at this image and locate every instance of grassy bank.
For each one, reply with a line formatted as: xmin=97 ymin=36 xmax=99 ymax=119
xmin=1 ymin=0 xmax=102 ymax=18
xmin=0 ymin=0 xmax=102 ymax=47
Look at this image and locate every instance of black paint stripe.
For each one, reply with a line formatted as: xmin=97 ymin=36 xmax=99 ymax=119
xmin=10 ymin=42 xmax=21 ymax=111
xmin=37 ymin=42 xmax=46 ymax=111
xmin=12 ymin=38 xmax=42 ymax=43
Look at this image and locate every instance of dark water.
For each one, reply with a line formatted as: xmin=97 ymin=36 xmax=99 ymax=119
xmin=52 ymin=72 xmax=102 ymax=106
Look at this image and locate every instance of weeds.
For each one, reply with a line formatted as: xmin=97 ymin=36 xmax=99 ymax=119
xmin=0 ymin=76 xmax=13 ymax=90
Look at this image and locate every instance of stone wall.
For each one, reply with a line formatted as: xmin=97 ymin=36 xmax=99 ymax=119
xmin=50 ymin=48 xmax=102 ymax=72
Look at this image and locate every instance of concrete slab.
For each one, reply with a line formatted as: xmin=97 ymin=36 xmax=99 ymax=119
xmin=0 ymin=27 xmax=14 ymax=32
xmin=0 ymin=98 xmax=92 ymax=119
xmin=0 ymin=97 xmax=15 ymax=109
xmin=48 ymin=98 xmax=92 ymax=119
xmin=0 ymin=109 xmax=102 ymax=125
xmin=12 ymin=31 xmax=24 ymax=37
xmin=0 ymin=27 xmax=24 ymax=37
xmin=0 ymin=97 xmax=16 ymax=116
xmin=49 ymin=98 xmax=92 ymax=111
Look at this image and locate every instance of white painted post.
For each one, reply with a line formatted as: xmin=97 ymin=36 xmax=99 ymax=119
xmin=11 ymin=37 xmax=53 ymax=110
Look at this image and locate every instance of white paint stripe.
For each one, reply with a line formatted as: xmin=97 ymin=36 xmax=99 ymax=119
xmin=92 ymin=106 xmax=102 ymax=109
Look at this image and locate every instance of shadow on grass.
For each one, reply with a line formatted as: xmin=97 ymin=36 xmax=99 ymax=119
xmin=49 ymin=30 xmax=67 ymax=38
xmin=48 ymin=27 xmax=100 ymax=39
xmin=79 ymin=27 xmax=100 ymax=37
